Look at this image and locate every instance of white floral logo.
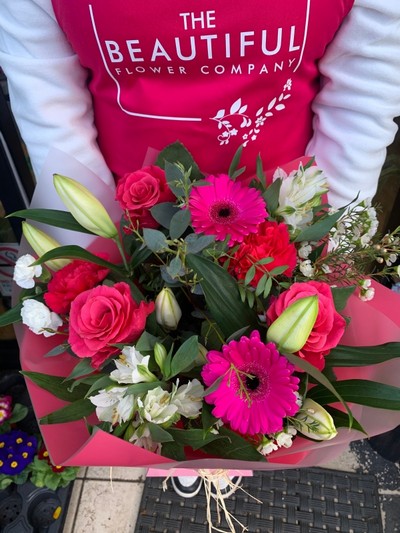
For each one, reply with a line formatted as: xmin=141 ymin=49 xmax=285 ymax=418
xmin=210 ymin=79 xmax=293 ymax=146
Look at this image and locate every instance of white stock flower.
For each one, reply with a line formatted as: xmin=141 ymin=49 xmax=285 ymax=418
xmin=298 ymin=243 xmax=312 ymax=259
xmin=171 ymin=379 xmax=204 ymax=419
xmin=20 ymin=299 xmax=62 ymax=337
xmin=299 ymin=259 xmax=315 ymax=278
xmin=89 ymin=386 xmax=134 ymax=425
xmin=13 ymin=254 xmax=42 ymax=289
xmin=137 ymin=387 xmax=178 ymax=425
xmin=275 ymin=427 xmax=297 ymax=448
xmin=110 ymin=346 xmax=157 ymax=384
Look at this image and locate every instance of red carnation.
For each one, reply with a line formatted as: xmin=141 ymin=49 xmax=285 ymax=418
xmin=44 ymin=258 xmax=110 ymax=314
xmin=229 ymin=220 xmax=297 ymax=286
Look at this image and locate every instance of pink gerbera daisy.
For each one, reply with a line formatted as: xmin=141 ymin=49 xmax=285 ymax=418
xmin=189 ymin=174 xmax=267 ymax=245
xmin=201 ymin=331 xmax=300 ymax=436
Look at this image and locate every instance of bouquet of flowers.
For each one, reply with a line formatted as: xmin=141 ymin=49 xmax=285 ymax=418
xmin=1 ymin=142 xmax=400 ymax=472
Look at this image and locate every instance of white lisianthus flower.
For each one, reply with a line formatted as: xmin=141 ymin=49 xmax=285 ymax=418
xmin=110 ymin=346 xmax=158 ymax=384
xmin=13 ymin=254 xmax=42 ymax=289
xmin=299 ymin=259 xmax=315 ymax=278
xmin=137 ymin=387 xmax=178 ymax=425
xmin=274 ymin=164 xmax=328 ymax=231
xmin=275 ymin=426 xmax=297 ymax=448
xmin=89 ymin=386 xmax=134 ymax=425
xmin=257 ymin=437 xmax=278 ymax=456
xmin=20 ymin=299 xmax=62 ymax=337
xmin=171 ymin=379 xmax=204 ymax=419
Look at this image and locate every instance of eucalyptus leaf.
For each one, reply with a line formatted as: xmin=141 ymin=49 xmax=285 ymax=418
xmin=164 ymin=161 xmax=185 ymax=197
xmin=155 ymin=141 xmax=203 ymax=181
xmin=167 ymin=256 xmax=184 ymax=279
xmin=185 ymin=234 xmax=215 ymax=254
xmin=142 ymin=228 xmax=168 ymax=252
xmin=150 ymin=202 xmax=177 ymax=229
xmin=40 ymin=398 xmax=95 ymax=424
xmin=9 ymin=208 xmax=95 ymax=234
xmin=170 ymin=208 xmax=191 ymax=239
xmin=307 ymin=380 xmax=400 ymax=410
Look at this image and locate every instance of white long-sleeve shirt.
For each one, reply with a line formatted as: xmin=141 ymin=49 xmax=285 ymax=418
xmin=0 ymin=0 xmax=399 ymax=207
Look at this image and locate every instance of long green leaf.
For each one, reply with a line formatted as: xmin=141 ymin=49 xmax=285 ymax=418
xmin=9 ymin=208 xmax=95 ymax=234
xmin=64 ymin=358 xmax=95 ymax=381
xmin=147 ymin=423 xmax=174 ymax=443
xmin=0 ymin=303 xmax=23 ymax=328
xmin=125 ymin=381 xmax=166 ymax=395
xmin=228 ymin=145 xmax=243 ymax=178
xmin=32 ymin=246 xmax=124 ymax=275
xmin=202 ymin=427 xmax=264 ymax=461
xmin=167 ymin=428 xmax=224 ymax=450
xmin=186 ymin=254 xmax=258 ymax=338
xmin=325 ymin=407 xmax=367 ymax=435
xmin=308 ymin=380 xmax=400 ymax=410
xmin=283 ymin=352 xmax=353 ymax=426
xmin=40 ymin=398 xmax=95 ymax=424
xmin=169 ymin=336 xmax=199 ymax=379
xmin=326 ymin=343 xmax=400 ymax=367
xmin=294 ymin=207 xmax=346 ymax=243
xmin=22 ymin=371 xmax=90 ymax=402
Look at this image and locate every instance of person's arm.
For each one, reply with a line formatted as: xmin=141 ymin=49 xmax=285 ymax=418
xmin=0 ymin=0 xmax=113 ymax=185
xmin=307 ymin=0 xmax=400 ymax=208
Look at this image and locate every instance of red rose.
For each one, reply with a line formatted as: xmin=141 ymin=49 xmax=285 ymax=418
xmin=68 ymin=282 xmax=154 ymax=368
xmin=266 ymin=281 xmax=346 ymax=370
xmin=116 ymin=166 xmax=175 ymax=229
xmin=229 ymin=221 xmax=297 ymax=286
xmin=44 ymin=258 xmax=109 ymax=314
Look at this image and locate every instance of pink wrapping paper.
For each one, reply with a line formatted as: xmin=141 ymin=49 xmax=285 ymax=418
xmin=16 ymin=150 xmax=400 ymax=469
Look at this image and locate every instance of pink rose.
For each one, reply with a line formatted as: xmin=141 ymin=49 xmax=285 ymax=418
xmin=68 ymin=282 xmax=154 ymax=368
xmin=44 ymin=257 xmax=109 ymax=314
xmin=116 ymin=166 xmax=175 ymax=229
xmin=266 ymin=281 xmax=346 ymax=370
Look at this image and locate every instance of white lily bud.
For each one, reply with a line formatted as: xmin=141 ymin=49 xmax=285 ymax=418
xmin=155 ymin=288 xmax=182 ymax=330
xmin=294 ymin=398 xmax=338 ymax=441
xmin=22 ymin=222 xmax=69 ymax=271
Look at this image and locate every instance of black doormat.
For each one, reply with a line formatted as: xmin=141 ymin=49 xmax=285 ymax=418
xmin=135 ymin=468 xmax=382 ymax=533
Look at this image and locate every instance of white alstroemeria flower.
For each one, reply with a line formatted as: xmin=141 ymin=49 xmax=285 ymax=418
xmin=275 ymin=427 xmax=297 ymax=448
xmin=89 ymin=386 xmax=135 ymax=425
xmin=129 ymin=422 xmax=162 ymax=454
xmin=137 ymin=387 xmax=178 ymax=425
xmin=257 ymin=437 xmax=278 ymax=456
xmin=299 ymin=259 xmax=315 ymax=278
xmin=20 ymin=299 xmax=62 ymax=337
xmin=110 ymin=346 xmax=158 ymax=384
xmin=275 ymin=164 xmax=328 ymax=231
xmin=13 ymin=254 xmax=42 ymax=289
xmin=171 ymin=379 xmax=204 ymax=419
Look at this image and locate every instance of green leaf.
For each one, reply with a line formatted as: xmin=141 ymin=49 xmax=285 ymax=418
xmin=202 ymin=427 xmax=264 ymax=461
xmin=135 ymin=331 xmax=160 ymax=353
xmin=263 ymin=178 xmax=281 ymax=214
xmin=33 ymin=246 xmax=124 ymax=275
xmin=22 ymin=371 xmax=90 ymax=402
xmin=256 ymin=154 xmax=266 ymax=189
xmin=150 ymin=202 xmax=177 ymax=229
xmin=156 ymin=141 xmax=203 ymax=181
xmin=331 ymin=286 xmax=357 ymax=312
xmin=244 ymin=265 xmax=256 ymax=286
xmin=228 ymin=145 xmax=243 ymax=178
xmin=186 ymin=254 xmax=259 ymax=338
xmin=170 ymin=208 xmax=191 ymax=239
xmin=147 ymin=423 xmax=174 ymax=443
xmin=226 ymin=326 xmax=250 ymax=343
xmin=283 ymin=353 xmax=353 ymax=425
xmin=326 ymin=343 xmax=400 ymax=367
xmin=163 ymin=161 xmax=185 ymax=197
xmin=85 ymin=375 xmax=115 ymax=397
xmin=308 ymin=380 xmax=400 ymax=410
xmin=269 ymin=265 xmax=289 ymax=276
xmin=9 ymin=208 xmax=95 ymax=234
xmin=325 ymin=407 xmax=367 ymax=435
xmin=44 ymin=344 xmax=70 ymax=358
xmin=167 ymin=256 xmax=183 ymax=279
xmin=168 ymin=336 xmax=199 ymax=379
xmin=0 ymin=303 xmax=23 ymax=328
xmin=167 ymin=428 xmax=224 ymax=450
xmin=64 ymin=358 xmax=95 ymax=381
xmin=40 ymin=398 xmax=95 ymax=424
xmin=125 ymin=381 xmax=166 ymax=395
xmin=295 ymin=207 xmax=346 ymax=243
xmin=185 ymin=234 xmax=215 ymax=254
xmin=263 ymin=276 xmax=273 ymax=298
xmin=161 ymin=441 xmax=186 ymax=461
xmin=9 ymin=404 xmax=28 ymax=424
xmin=142 ymin=228 xmax=168 ymax=252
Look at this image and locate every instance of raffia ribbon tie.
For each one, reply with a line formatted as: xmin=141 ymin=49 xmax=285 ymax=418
xmin=163 ymin=469 xmax=262 ymax=533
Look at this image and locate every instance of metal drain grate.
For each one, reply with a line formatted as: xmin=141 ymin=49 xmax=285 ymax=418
xmin=135 ymin=468 xmax=383 ymax=533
